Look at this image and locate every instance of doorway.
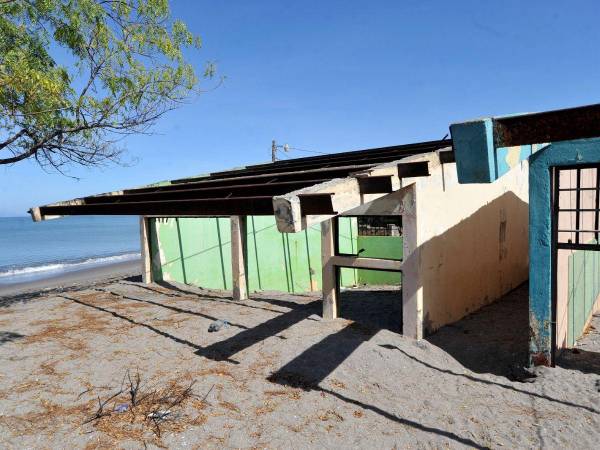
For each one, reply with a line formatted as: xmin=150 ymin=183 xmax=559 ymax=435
xmin=551 ymin=164 xmax=600 ymax=364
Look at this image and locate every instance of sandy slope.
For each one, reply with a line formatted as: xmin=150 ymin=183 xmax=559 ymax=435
xmin=0 ymin=280 xmax=598 ymax=449
xmin=0 ymin=259 xmax=140 ymax=298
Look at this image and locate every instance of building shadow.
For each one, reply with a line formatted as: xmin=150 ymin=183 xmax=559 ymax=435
xmin=59 ymin=294 xmax=205 ymax=353
xmin=377 ymin=342 xmax=599 ymax=414
xmin=0 ymin=284 xmax=89 ymax=308
xmin=318 ymin=387 xmax=490 ymax=450
xmin=268 ymin=321 xmax=379 ymax=388
xmin=556 ymin=348 xmax=600 ymax=375
xmin=194 ymin=300 xmax=321 ymax=362
xmin=58 ymin=288 xmax=320 ymax=365
xmin=426 ymin=283 xmax=530 ymax=378
xmin=338 ymin=288 xmax=402 ymax=333
xmin=123 ymin=275 xmax=142 ymax=283
xmin=391 ymin=190 xmax=531 ymax=376
xmin=0 ymin=331 xmax=24 ymax=345
xmin=95 ymin=288 xmax=253 ymax=331
xmin=267 ymin=321 xmax=490 ymax=449
xmin=137 ymin=279 xmax=310 ymax=314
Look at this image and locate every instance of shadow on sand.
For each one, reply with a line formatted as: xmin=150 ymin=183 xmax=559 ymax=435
xmin=426 ymin=283 xmax=530 ymax=377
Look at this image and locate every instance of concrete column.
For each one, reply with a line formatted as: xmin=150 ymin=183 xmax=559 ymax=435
xmin=321 ymin=218 xmax=339 ymax=319
xmin=230 ymin=216 xmax=248 ymax=300
xmin=400 ymin=185 xmax=422 ymax=339
xmin=139 ymin=216 xmax=152 ymax=284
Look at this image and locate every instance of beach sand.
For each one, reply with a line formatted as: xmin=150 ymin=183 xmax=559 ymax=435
xmin=0 ymin=276 xmax=599 ymax=449
xmin=0 ymin=259 xmax=141 ymax=298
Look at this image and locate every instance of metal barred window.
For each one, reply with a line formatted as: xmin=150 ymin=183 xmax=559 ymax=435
xmin=357 ymin=216 xmax=402 ymax=237
xmin=554 ymin=164 xmax=600 ymax=251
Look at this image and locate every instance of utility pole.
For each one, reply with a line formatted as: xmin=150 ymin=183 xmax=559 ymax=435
xmin=272 ymin=140 xmax=289 ymax=162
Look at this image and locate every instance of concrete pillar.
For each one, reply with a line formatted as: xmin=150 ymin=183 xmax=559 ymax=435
xmin=399 ymin=185 xmax=422 ymax=339
xmin=230 ymin=216 xmax=248 ymax=300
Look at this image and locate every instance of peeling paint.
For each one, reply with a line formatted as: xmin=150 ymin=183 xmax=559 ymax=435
xmin=529 ymin=138 xmax=600 ymax=364
xmin=504 ymin=146 xmax=522 ymax=168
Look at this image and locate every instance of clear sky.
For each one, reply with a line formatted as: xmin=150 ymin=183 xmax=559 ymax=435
xmin=3 ymin=0 xmax=600 ymax=216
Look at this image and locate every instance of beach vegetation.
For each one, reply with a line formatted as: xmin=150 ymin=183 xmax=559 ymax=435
xmin=0 ymin=0 xmax=213 ymax=172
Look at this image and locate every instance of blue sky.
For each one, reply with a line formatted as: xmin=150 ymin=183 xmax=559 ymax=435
xmin=3 ymin=0 xmax=600 ymax=216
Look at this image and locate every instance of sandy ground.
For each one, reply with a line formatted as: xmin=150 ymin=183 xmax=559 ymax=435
xmin=0 ymin=277 xmax=599 ymax=449
xmin=0 ymin=259 xmax=140 ymax=298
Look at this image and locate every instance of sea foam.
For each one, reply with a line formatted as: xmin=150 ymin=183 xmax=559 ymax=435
xmin=0 ymin=252 xmax=140 ymax=283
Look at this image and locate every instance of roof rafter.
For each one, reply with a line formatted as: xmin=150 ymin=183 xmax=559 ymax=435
xmin=30 ymin=140 xmax=453 ymax=224
xmin=272 ymin=149 xmax=450 ymax=232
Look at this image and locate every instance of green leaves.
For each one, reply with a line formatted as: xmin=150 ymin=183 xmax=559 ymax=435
xmin=0 ymin=0 xmax=210 ymax=171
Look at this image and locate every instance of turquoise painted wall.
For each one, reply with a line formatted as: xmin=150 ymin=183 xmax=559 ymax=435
xmin=148 ymin=216 xmax=399 ymax=293
xmin=529 ymin=138 xmax=600 ymax=364
xmin=450 ymin=116 xmax=546 ymax=184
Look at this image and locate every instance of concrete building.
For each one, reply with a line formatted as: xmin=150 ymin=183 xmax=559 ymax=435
xmin=34 ymin=103 xmax=600 ymax=366
xmin=32 ymin=138 xmax=529 ymax=342
xmin=451 ymin=103 xmax=600 ymax=365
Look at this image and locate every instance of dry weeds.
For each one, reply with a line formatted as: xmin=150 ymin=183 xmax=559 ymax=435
xmin=264 ymin=388 xmax=302 ymax=400
xmin=0 ymin=397 xmax=94 ymax=436
xmin=82 ymin=370 xmax=210 ymax=447
xmin=22 ymin=308 xmax=115 ymax=353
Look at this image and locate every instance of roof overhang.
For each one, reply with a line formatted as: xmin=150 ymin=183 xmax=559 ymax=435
xmin=31 ymin=139 xmax=453 ymax=231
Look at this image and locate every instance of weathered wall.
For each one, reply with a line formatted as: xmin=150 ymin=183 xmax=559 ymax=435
xmin=148 ymin=216 xmax=399 ymax=293
xmin=450 ymin=115 xmax=546 ymax=184
xmin=403 ymin=158 xmax=529 ymax=337
xmin=529 ymin=138 xmax=600 ymax=364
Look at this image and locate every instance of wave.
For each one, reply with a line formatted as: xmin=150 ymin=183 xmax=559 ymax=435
xmin=0 ymin=252 xmax=141 ymax=280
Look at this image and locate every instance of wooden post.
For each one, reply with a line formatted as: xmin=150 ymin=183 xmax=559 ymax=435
xmin=321 ymin=218 xmax=339 ymax=319
xmin=231 ymin=216 xmax=248 ymax=300
xmin=139 ymin=216 xmax=152 ymax=284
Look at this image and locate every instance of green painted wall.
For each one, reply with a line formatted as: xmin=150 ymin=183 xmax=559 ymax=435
xmin=148 ymin=216 xmax=382 ymax=293
xmin=356 ymin=235 xmax=403 ymax=285
xmin=567 ymin=245 xmax=600 ymax=346
xmin=149 ymin=217 xmax=232 ymax=289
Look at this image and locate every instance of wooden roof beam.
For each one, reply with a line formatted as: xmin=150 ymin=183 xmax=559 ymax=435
xmin=273 ymin=149 xmax=448 ymax=232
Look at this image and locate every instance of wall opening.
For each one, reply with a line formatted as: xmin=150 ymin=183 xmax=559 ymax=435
xmin=552 ymin=165 xmax=600 ymax=362
xmin=336 ymin=215 xmax=403 ymax=333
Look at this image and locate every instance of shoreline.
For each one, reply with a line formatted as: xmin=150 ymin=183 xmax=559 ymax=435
xmin=0 ymin=258 xmax=141 ymax=298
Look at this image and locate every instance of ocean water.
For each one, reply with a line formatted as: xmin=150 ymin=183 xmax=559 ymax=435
xmin=0 ymin=216 xmax=141 ymax=285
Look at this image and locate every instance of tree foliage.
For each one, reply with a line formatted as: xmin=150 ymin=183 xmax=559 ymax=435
xmin=0 ymin=0 xmax=211 ymax=171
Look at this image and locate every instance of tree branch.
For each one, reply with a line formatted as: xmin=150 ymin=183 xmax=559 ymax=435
xmin=0 ymin=128 xmax=28 ymax=151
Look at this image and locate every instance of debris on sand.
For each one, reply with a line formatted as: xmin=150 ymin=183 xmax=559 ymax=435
xmin=208 ymin=319 xmax=230 ymax=333
xmin=82 ymin=369 xmax=202 ymax=443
